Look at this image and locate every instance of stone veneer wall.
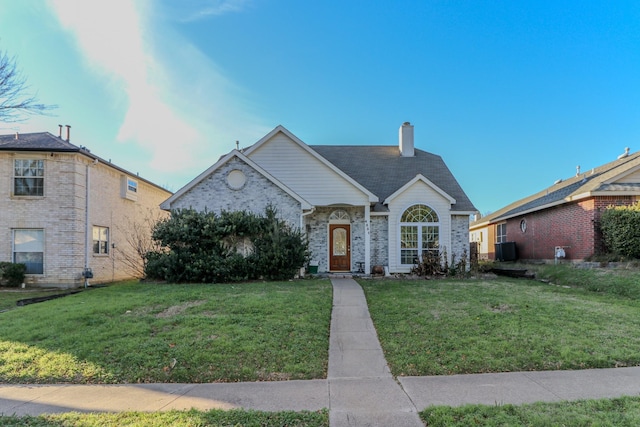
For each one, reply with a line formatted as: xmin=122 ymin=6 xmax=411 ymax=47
xmin=370 ymin=215 xmax=389 ymax=268
xmin=170 ymin=157 xmax=301 ymax=228
xmin=451 ymin=215 xmax=471 ymax=268
xmin=305 ymin=206 xmax=366 ymax=273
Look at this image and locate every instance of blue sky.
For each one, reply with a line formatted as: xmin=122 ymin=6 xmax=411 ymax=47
xmin=1 ymin=1 xmax=639 ymax=215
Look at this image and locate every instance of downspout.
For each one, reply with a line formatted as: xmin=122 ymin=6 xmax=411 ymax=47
xmin=84 ymin=161 xmax=90 ymax=288
xmin=84 ymin=158 xmax=98 ymax=288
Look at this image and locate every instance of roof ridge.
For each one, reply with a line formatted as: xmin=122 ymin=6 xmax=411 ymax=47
xmin=473 ymin=150 xmax=640 ymax=225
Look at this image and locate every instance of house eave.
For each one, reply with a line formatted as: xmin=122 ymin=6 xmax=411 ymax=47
xmin=244 ymin=125 xmax=379 ymax=203
xmin=160 ymin=149 xmax=312 ymax=211
xmin=384 ymin=173 xmax=456 ymax=205
xmin=588 ymin=190 xmax=640 ymax=197
xmin=490 ymin=200 xmax=567 ymax=223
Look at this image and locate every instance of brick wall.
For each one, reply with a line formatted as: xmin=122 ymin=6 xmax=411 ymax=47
xmin=451 ymin=215 xmax=471 ymax=267
xmin=170 ymin=157 xmax=301 ymax=228
xmin=503 ymin=196 xmax=636 ymax=261
xmin=1 ymin=152 xmax=171 ymax=287
xmin=305 ymin=206 xmax=366 ymax=273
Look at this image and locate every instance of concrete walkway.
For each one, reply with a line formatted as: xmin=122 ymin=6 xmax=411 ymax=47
xmin=1 ymin=277 xmax=640 ymax=425
xmin=327 ymin=278 xmax=423 ymax=426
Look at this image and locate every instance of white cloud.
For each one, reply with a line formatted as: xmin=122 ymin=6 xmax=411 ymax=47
xmin=162 ymin=0 xmax=251 ymax=22
xmin=46 ymin=0 xmax=268 ymax=175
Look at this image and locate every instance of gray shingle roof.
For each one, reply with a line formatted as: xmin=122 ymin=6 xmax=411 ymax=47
xmin=0 ymin=132 xmax=80 ymax=152
xmin=0 ymin=132 xmax=171 ymax=193
xmin=473 ymin=150 xmax=640 ymax=225
xmin=310 ymin=145 xmax=476 ymax=212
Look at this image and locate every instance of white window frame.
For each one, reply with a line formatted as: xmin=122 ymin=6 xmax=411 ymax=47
xmin=399 ymin=204 xmax=440 ymax=266
xmin=121 ymin=176 xmax=138 ymax=201
xmin=13 ymin=158 xmax=45 ymax=197
xmin=92 ymin=226 xmax=110 ymax=255
xmin=12 ymin=229 xmax=45 ymax=275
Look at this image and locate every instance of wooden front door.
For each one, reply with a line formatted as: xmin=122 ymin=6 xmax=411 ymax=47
xmin=329 ymin=224 xmax=351 ymax=271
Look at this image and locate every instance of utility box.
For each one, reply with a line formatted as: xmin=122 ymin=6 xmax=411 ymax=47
xmin=495 ymin=242 xmax=517 ymax=261
xmin=308 ymin=261 xmax=319 ymax=274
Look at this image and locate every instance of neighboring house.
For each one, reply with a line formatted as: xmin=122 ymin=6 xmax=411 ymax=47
xmin=0 ymin=128 xmax=172 ymax=288
xmin=470 ymin=148 xmax=640 ymax=262
xmin=161 ymin=123 xmax=476 ymax=274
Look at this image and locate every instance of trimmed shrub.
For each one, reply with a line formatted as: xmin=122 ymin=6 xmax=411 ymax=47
xmin=0 ymin=262 xmax=26 ymax=287
xmin=600 ymin=203 xmax=640 ymax=259
xmin=145 ymin=206 xmax=309 ymax=283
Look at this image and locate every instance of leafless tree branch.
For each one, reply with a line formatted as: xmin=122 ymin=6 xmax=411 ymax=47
xmin=0 ymin=49 xmax=57 ymax=123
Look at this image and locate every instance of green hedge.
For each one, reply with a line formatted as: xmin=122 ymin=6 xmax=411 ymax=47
xmin=600 ymin=203 xmax=640 ymax=259
xmin=145 ymin=206 xmax=309 ymax=283
xmin=0 ymin=262 xmax=26 ymax=287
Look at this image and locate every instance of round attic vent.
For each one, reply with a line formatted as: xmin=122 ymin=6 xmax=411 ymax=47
xmin=227 ymin=169 xmax=246 ymax=190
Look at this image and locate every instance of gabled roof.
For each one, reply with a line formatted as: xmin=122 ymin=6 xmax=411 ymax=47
xmin=310 ymin=145 xmax=476 ymax=212
xmin=245 ymin=126 xmax=378 ymax=203
xmin=0 ymin=132 xmax=170 ymax=193
xmin=384 ymin=174 xmax=456 ymax=205
xmin=160 ymin=149 xmax=313 ymax=211
xmin=472 ymin=150 xmax=640 ymax=227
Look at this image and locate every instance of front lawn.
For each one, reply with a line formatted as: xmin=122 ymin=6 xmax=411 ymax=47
xmin=361 ymin=274 xmax=640 ymax=376
xmin=0 ymin=408 xmax=329 ymax=427
xmin=0 ymin=280 xmax=332 ymax=384
xmin=421 ymin=396 xmax=640 ymax=426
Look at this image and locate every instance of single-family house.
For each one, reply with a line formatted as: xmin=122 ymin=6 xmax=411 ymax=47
xmin=160 ymin=123 xmax=476 ymax=274
xmin=470 ymin=148 xmax=640 ymax=262
xmin=0 ymin=127 xmax=172 ymax=287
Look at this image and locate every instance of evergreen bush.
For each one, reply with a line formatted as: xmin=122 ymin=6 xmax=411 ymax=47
xmin=144 ymin=206 xmax=309 ymax=283
xmin=600 ymin=202 xmax=640 ymax=259
xmin=0 ymin=262 xmax=26 ymax=287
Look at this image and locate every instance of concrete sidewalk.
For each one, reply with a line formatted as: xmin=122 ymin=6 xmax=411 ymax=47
xmin=327 ymin=278 xmax=423 ymax=426
xmin=1 ymin=278 xmax=640 ymax=424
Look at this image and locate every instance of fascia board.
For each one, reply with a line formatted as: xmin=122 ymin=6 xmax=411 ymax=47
xmin=384 ymin=174 xmax=456 ymax=205
xmin=451 ymin=211 xmax=477 ymax=216
xmin=160 ymin=149 xmax=312 ymax=211
xmin=245 ymin=125 xmax=379 ymax=203
xmin=602 ymin=162 xmax=640 ymax=185
xmin=238 ymin=151 xmax=313 ymax=210
xmin=160 ymin=150 xmax=238 ymax=210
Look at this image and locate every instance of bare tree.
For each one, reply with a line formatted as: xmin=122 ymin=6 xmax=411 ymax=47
xmin=0 ymin=49 xmax=56 ymax=122
xmin=114 ymin=207 xmax=168 ymax=278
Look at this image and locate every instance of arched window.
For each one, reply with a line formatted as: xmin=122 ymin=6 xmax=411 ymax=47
xmin=329 ymin=209 xmax=350 ymax=223
xmin=400 ymin=204 xmax=440 ymax=265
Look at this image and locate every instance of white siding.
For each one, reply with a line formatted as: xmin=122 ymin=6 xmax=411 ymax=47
xmin=616 ymin=169 xmax=640 ymax=184
xmin=248 ymin=133 xmax=369 ymax=206
xmin=387 ymin=180 xmax=452 ymax=273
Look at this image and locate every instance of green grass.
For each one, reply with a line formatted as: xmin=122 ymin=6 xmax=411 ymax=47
xmin=530 ymin=263 xmax=640 ymax=298
xmin=360 ymin=274 xmax=640 ymax=376
xmin=421 ymin=395 xmax=640 ymax=426
xmin=0 ymin=408 xmax=328 ymax=426
xmin=0 ymin=280 xmax=332 ymax=383
xmin=0 ymin=289 xmax=72 ymax=312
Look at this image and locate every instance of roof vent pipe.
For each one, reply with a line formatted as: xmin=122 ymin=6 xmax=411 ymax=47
xmin=576 ymin=165 xmax=580 ymax=176
xmin=14 ymin=132 xmax=18 ymax=140
xmin=399 ymin=122 xmax=414 ymax=157
xmin=618 ymin=147 xmax=630 ymax=159
xmin=58 ymin=124 xmax=63 ymax=138
xmin=65 ymin=125 xmax=71 ymax=142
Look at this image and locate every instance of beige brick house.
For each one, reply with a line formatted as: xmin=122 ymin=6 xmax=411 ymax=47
xmin=0 ymin=129 xmax=171 ymax=288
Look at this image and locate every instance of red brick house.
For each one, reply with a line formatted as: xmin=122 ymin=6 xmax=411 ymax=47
xmin=470 ymin=149 xmax=640 ymax=262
